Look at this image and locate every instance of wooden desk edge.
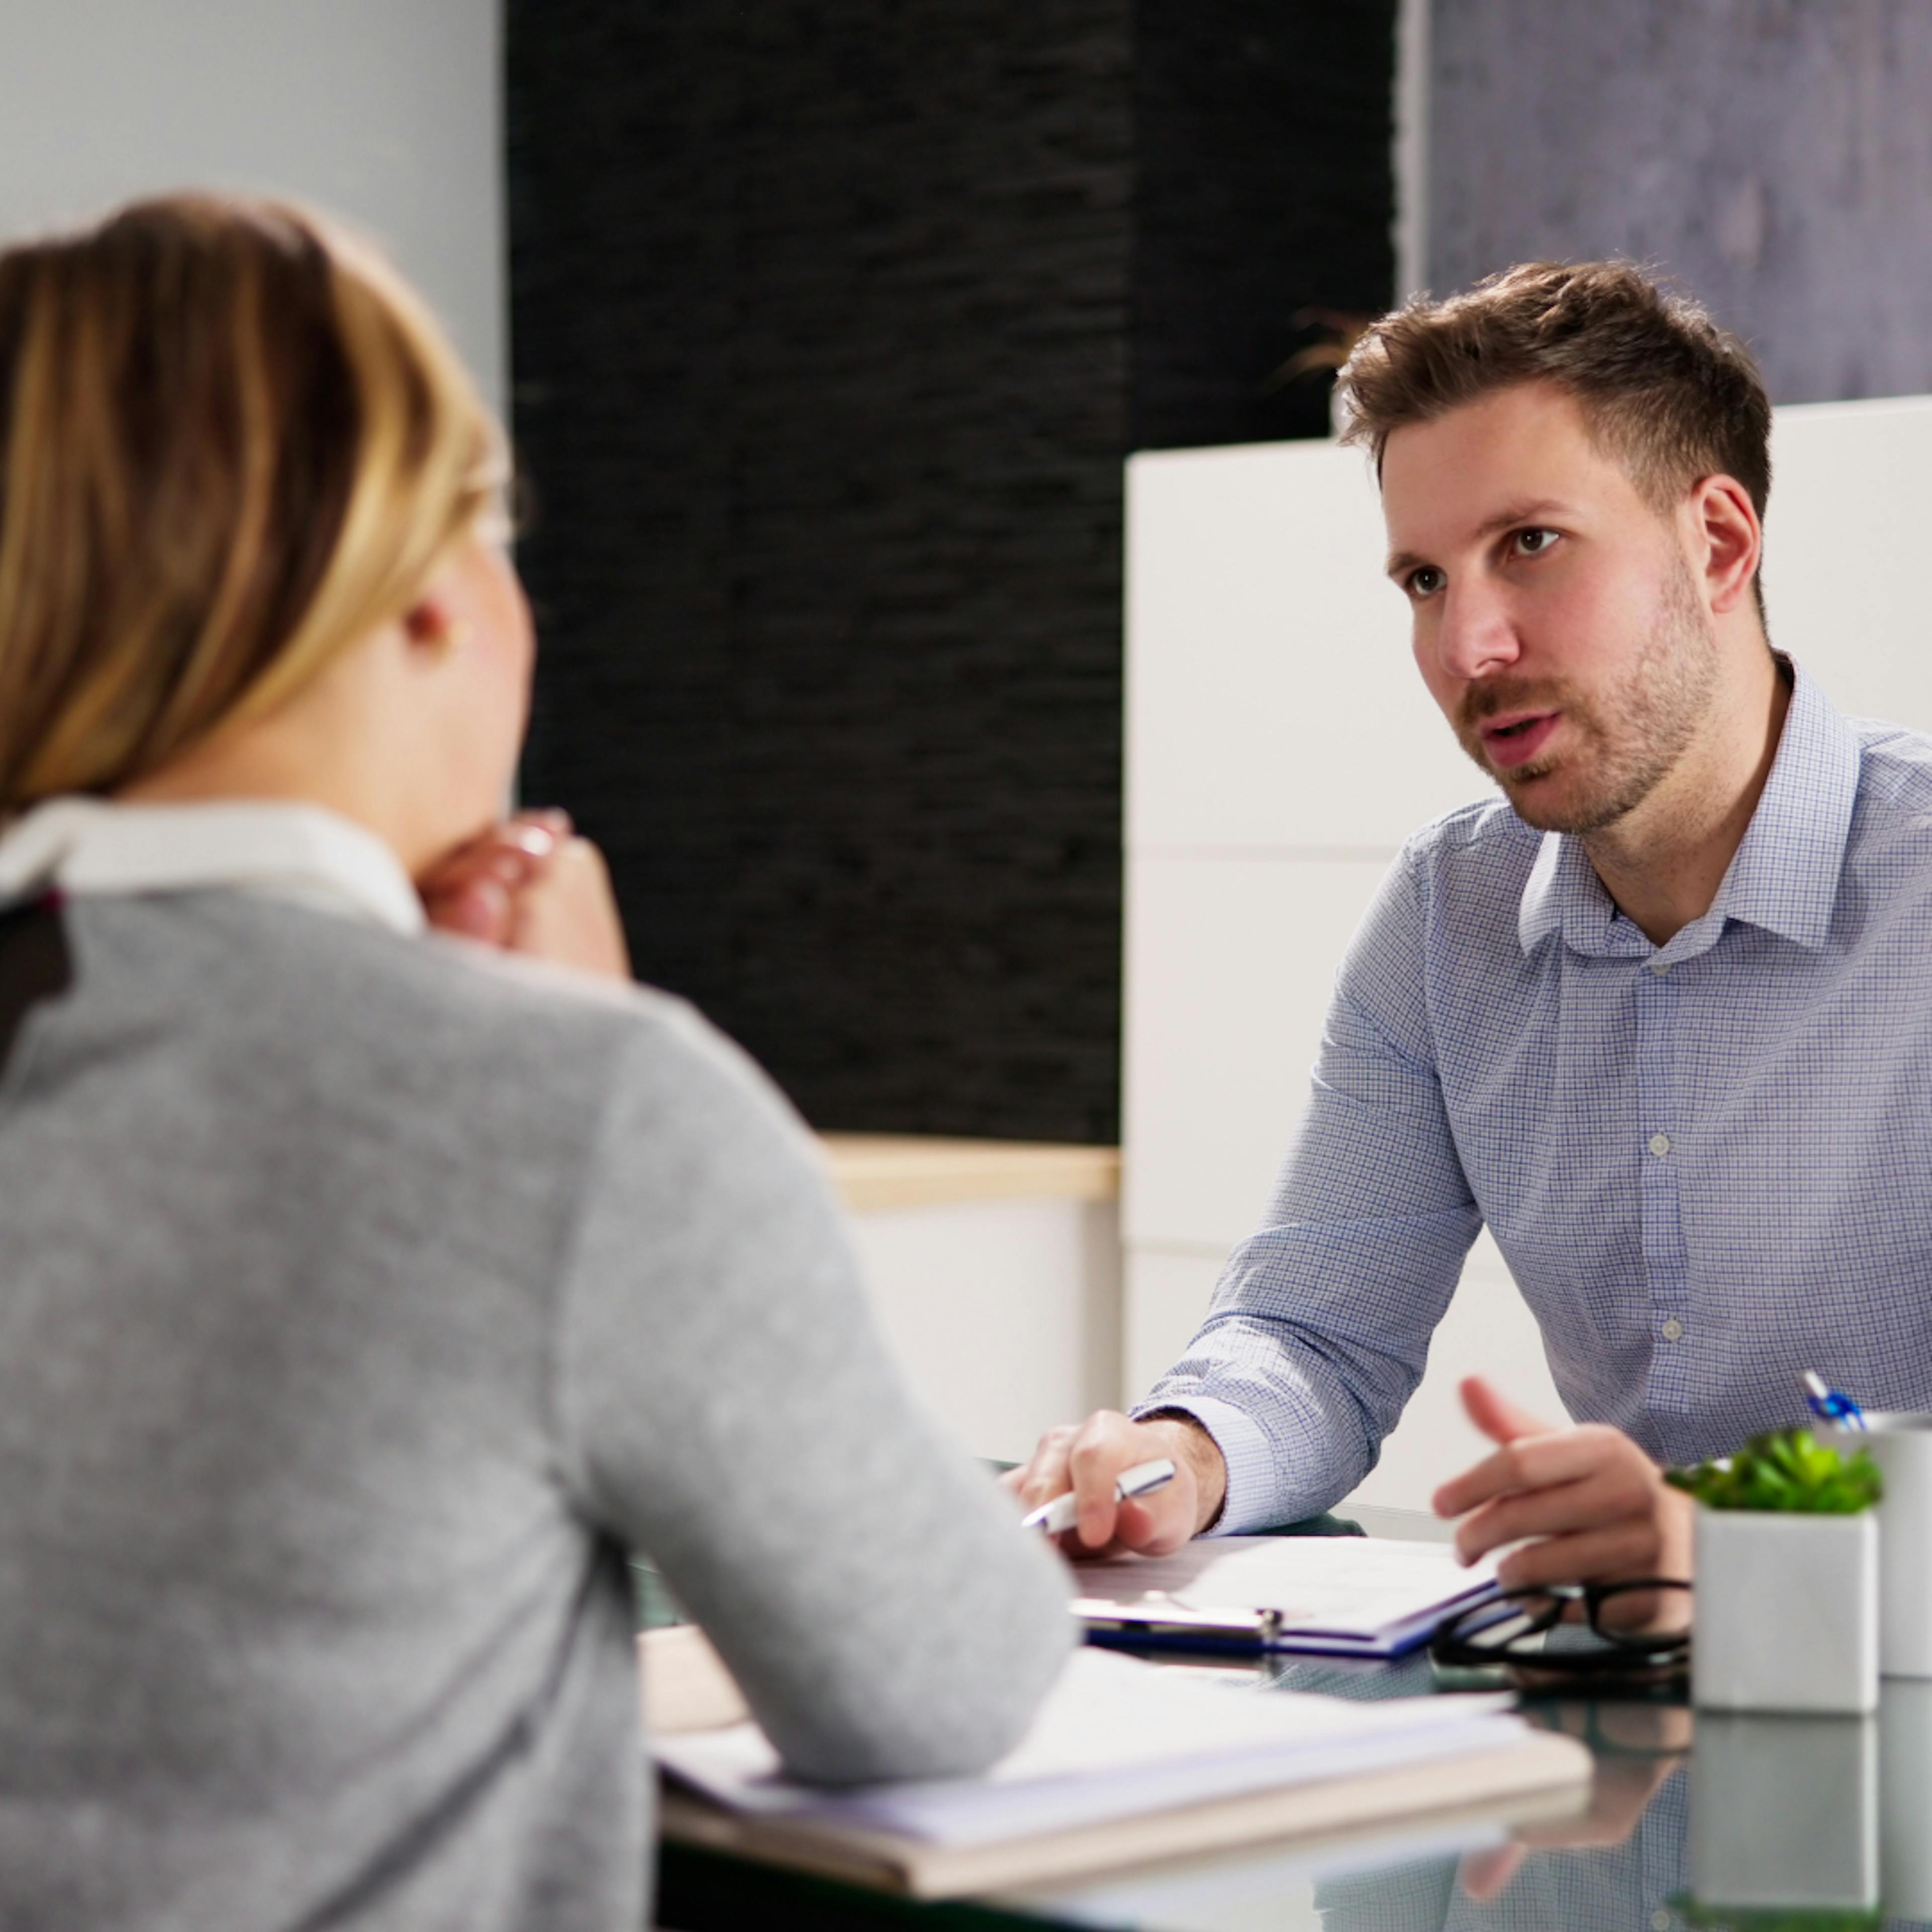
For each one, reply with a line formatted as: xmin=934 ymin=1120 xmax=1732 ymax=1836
xmin=819 ymin=1134 xmax=1120 ymax=1213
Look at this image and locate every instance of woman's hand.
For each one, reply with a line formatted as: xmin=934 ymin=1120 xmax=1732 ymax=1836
xmin=418 ymin=808 xmax=632 ymax=983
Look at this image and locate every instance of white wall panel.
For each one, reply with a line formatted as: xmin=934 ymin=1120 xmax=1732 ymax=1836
xmin=850 ymin=1198 xmax=1121 ymax=1466
xmin=1764 ymin=396 xmax=1932 ymax=730
xmin=1125 ymin=440 xmax=1492 ymax=854
xmin=1123 ymin=1248 xmax=1226 ymax=1406
xmin=1122 ymin=852 xmax=1392 ymax=1250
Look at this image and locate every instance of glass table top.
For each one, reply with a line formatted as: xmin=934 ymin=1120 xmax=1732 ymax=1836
xmin=652 ymin=1505 xmax=1932 ymax=1932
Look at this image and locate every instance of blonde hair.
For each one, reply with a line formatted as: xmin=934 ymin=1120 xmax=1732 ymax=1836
xmin=0 ymin=193 xmax=504 ymax=812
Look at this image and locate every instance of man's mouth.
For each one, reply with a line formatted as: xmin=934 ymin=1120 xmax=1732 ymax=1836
xmin=1478 ymin=710 xmax=1561 ymax=770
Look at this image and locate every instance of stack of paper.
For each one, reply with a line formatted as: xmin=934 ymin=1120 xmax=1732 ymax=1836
xmin=1072 ymin=1535 xmax=1499 ymax=1657
xmin=656 ymin=1647 xmax=1590 ymax=1897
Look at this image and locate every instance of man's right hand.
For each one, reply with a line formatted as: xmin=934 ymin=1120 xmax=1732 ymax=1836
xmin=1003 ymin=1410 xmax=1227 ymax=1557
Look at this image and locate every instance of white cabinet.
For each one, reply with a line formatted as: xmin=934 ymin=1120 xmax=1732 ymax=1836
xmin=1125 ymin=442 xmax=1481 ymax=853
xmin=824 ymin=1138 xmax=1121 ymax=1466
xmin=1761 ymin=397 xmax=1932 ymax=725
xmin=1123 ymin=852 xmax=1392 ymax=1251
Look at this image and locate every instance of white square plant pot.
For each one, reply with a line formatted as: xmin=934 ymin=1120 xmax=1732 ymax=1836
xmin=1694 ymin=1506 xmax=1878 ymax=1713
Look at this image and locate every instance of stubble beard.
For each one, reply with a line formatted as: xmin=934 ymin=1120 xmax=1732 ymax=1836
xmin=1455 ymin=557 xmax=1720 ymax=837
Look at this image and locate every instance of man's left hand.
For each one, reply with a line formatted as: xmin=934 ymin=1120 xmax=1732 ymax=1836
xmin=1432 ymin=1376 xmax=1693 ymax=1595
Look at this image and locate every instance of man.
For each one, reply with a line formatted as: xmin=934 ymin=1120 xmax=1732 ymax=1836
xmin=1013 ymin=260 xmax=1932 ymax=1594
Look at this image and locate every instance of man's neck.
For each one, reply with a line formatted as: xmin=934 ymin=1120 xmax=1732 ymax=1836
xmin=1580 ymin=652 xmax=1791 ymax=948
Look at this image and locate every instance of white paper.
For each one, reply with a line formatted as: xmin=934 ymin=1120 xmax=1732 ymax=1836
xmin=1072 ymin=1536 xmax=1497 ymax=1639
xmin=656 ymin=1647 xmax=1524 ymax=1847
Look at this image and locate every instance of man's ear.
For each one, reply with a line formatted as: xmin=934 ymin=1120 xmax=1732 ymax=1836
xmin=1692 ymin=473 xmax=1762 ymax=617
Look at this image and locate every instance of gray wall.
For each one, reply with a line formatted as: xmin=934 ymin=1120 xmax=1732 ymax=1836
xmin=1431 ymin=0 xmax=1932 ymax=405
xmin=0 ymin=0 xmax=504 ymax=414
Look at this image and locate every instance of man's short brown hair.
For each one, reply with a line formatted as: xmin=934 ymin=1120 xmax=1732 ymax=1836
xmin=1337 ymin=260 xmax=1772 ymax=551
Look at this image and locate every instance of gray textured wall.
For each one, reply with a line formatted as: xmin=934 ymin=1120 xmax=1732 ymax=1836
xmin=1431 ymin=0 xmax=1932 ymax=404
xmin=0 ymin=0 xmax=504 ymax=416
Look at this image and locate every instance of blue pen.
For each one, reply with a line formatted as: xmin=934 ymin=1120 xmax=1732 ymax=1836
xmin=1802 ymin=1370 xmax=1867 ymax=1431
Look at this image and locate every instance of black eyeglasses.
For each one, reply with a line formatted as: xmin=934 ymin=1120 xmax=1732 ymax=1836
xmin=1430 ymin=1580 xmax=1692 ymax=1683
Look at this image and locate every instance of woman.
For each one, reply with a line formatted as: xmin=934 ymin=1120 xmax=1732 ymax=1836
xmin=0 ymin=196 xmax=1068 ymax=1928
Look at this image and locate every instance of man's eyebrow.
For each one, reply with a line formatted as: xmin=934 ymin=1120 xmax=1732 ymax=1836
xmin=1384 ymin=499 xmax=1577 ymax=582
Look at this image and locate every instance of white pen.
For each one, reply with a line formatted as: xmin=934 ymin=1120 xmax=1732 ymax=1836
xmin=1021 ymin=1458 xmax=1176 ymax=1536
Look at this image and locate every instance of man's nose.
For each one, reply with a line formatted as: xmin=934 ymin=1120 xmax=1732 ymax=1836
xmin=1433 ymin=582 xmax=1522 ymax=683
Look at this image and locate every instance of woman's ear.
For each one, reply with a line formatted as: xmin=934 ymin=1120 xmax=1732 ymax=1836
xmin=401 ymin=592 xmax=471 ymax=660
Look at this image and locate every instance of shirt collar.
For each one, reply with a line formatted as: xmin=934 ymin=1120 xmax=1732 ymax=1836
xmin=1518 ymin=659 xmax=1860 ymax=960
xmin=1516 ymin=831 xmax=1624 ymax=957
xmin=0 ymin=797 xmax=425 ymax=936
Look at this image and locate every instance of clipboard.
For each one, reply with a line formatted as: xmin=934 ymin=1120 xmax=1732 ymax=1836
xmin=1070 ymin=1536 xmax=1503 ymax=1658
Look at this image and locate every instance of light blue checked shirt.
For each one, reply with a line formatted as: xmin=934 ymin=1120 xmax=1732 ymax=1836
xmin=1141 ymin=663 xmax=1932 ymax=1534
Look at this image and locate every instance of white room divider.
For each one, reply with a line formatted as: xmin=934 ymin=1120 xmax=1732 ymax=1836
xmin=1123 ymin=394 xmax=1932 ymax=1512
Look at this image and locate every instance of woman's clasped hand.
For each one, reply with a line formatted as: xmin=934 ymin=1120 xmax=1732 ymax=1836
xmin=417 ymin=806 xmax=632 ymax=982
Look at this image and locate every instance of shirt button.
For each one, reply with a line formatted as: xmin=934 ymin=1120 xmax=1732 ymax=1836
xmin=1652 ymin=1911 xmax=1675 ymax=1932
xmin=1649 ymin=1133 xmax=1672 ymax=1156
xmin=1649 ymin=960 xmax=1670 ymax=977
xmin=1661 ymin=1317 xmax=1685 ymax=1342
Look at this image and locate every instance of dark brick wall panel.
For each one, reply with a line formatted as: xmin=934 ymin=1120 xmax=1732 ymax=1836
xmin=507 ymin=3 xmax=1395 ymax=1142
xmin=1134 ymin=1 xmax=1398 ymax=448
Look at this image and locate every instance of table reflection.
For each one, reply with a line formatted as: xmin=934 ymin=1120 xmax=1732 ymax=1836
xmin=1883 ymin=1682 xmax=1932 ymax=1922
xmin=1020 ymin=1678 xmax=1932 ymax=1932
xmin=1319 ymin=1700 xmax=1694 ymax=1932
xmin=1321 ymin=1689 xmax=1932 ymax=1932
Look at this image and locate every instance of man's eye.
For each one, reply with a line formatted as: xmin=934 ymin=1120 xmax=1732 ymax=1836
xmin=1408 ymin=566 xmax=1445 ymax=598
xmin=1514 ymin=527 xmax=1558 ymax=556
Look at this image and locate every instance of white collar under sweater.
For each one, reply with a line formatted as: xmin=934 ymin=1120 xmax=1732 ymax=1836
xmin=0 ymin=797 xmax=425 ymax=937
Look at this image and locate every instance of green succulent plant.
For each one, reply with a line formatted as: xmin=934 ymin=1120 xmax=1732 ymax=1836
xmin=1666 ymin=1427 xmax=1881 ymax=1514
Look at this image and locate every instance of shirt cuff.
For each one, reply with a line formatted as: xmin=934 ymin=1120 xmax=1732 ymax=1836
xmin=1132 ymin=1394 xmax=1278 ymax=1538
